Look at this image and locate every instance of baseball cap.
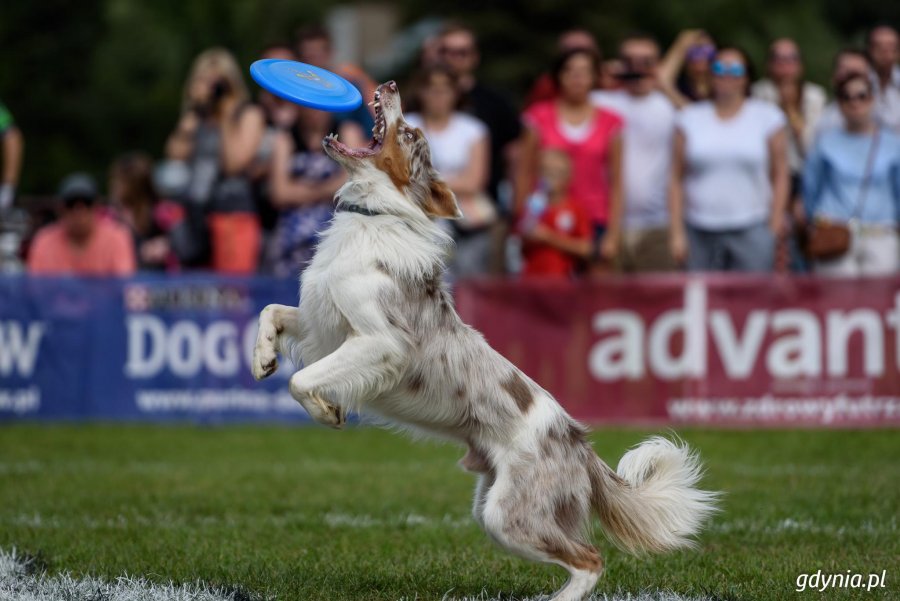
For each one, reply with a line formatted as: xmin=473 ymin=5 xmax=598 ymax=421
xmin=58 ymin=172 xmax=98 ymax=206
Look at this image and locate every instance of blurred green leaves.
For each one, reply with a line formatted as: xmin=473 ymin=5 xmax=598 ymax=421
xmin=0 ymin=0 xmax=891 ymax=194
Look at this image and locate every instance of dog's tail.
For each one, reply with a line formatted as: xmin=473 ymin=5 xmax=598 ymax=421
xmin=587 ymin=436 xmax=720 ymax=555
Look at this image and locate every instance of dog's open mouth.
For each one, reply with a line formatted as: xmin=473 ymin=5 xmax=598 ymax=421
xmin=324 ymin=88 xmax=386 ymax=158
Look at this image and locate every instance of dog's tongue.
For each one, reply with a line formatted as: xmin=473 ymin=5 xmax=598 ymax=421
xmin=326 ymin=133 xmax=380 ymax=158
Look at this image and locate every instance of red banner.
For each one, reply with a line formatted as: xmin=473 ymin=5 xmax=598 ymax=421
xmin=455 ymin=275 xmax=900 ymax=427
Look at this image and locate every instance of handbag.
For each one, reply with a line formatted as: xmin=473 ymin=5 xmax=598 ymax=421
xmin=806 ymin=129 xmax=880 ymax=261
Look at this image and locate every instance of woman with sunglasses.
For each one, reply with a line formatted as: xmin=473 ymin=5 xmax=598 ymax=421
xmin=658 ymin=29 xmax=716 ymax=108
xmin=669 ymin=47 xmax=790 ymax=272
xmin=802 ymin=73 xmax=900 ymax=276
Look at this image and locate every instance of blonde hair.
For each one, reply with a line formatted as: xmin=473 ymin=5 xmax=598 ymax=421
xmin=181 ymin=47 xmax=249 ymax=114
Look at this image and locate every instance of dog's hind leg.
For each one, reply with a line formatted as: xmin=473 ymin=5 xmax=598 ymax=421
xmin=480 ymin=462 xmax=603 ymax=601
xmin=252 ymin=304 xmax=301 ymax=380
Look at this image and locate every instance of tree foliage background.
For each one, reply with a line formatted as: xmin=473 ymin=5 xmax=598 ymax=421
xmin=0 ymin=0 xmax=897 ymax=194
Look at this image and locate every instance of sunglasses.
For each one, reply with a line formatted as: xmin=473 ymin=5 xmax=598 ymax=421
xmin=687 ymin=44 xmax=716 ymax=62
xmin=620 ymin=55 xmax=656 ymax=70
xmin=63 ymin=196 xmax=96 ymax=209
xmin=838 ymin=90 xmax=871 ymax=103
xmin=712 ymin=61 xmax=747 ymax=78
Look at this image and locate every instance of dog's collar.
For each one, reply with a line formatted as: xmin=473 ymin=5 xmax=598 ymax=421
xmin=337 ymin=203 xmax=383 ymax=217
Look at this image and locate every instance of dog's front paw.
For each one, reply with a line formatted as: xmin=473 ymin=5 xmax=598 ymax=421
xmin=251 ymin=342 xmax=279 ymax=380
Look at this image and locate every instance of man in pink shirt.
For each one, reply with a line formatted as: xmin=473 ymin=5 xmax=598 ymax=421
xmin=28 ymin=173 xmax=136 ymax=276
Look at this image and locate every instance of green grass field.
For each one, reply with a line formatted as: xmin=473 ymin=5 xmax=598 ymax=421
xmin=0 ymin=424 xmax=897 ymax=600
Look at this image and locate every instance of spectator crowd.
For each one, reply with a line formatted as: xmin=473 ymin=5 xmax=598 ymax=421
xmin=2 ymin=22 xmax=900 ymax=280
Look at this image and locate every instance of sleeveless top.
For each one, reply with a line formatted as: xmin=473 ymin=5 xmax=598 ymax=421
xmin=523 ymin=101 xmax=623 ymax=225
xmin=269 ymin=121 xmax=342 ymax=277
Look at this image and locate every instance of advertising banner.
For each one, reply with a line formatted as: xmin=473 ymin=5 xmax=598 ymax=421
xmin=456 ymin=275 xmax=900 ymax=427
xmin=3 ymin=274 xmax=899 ymax=426
xmin=0 ymin=276 xmax=308 ymax=422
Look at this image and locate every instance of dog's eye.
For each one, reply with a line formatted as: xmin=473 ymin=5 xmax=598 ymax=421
xmin=404 ymin=130 xmax=415 ymax=141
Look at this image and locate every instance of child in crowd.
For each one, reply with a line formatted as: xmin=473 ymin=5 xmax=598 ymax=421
xmin=519 ymin=149 xmax=592 ymax=277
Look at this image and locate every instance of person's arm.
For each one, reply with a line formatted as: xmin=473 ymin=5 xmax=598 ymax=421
xmin=893 ymin=160 xmax=900 ymax=222
xmin=139 ymin=236 xmax=171 ymax=267
xmin=1 ymin=126 xmax=23 ymax=209
xmin=165 ymin=111 xmax=199 ymax=160
xmin=657 ymin=30 xmax=704 ymax=108
xmin=801 ymin=137 xmax=826 ymax=226
xmin=2 ymin=126 xmax=23 ymax=186
xmin=599 ymin=133 xmax=624 ymax=262
xmin=268 ymin=131 xmax=346 ymax=209
xmin=219 ymin=103 xmax=266 ymax=176
xmin=801 ymin=86 xmax=828 ymax=156
xmin=499 ymin=98 xmax=524 ymax=197
xmin=656 ymin=79 xmax=691 ymax=109
xmin=527 ymin=224 xmax=592 ymax=258
xmin=445 ymin=133 xmax=489 ymax=196
xmin=668 ymin=129 xmax=688 ymax=265
xmin=513 ymin=126 xmax=540 ymax=217
xmin=768 ymin=127 xmax=790 ymax=236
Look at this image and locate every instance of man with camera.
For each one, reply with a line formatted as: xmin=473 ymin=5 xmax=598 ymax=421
xmin=591 ymin=34 xmax=678 ymax=272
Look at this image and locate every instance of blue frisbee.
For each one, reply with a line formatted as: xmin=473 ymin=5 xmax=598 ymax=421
xmin=250 ymin=59 xmax=363 ymax=112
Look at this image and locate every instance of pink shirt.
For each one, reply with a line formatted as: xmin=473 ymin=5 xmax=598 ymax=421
xmin=27 ymin=217 xmax=136 ymax=276
xmin=524 ymin=101 xmax=623 ymax=224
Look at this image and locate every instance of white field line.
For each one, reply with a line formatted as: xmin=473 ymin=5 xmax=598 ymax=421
xmin=0 ymin=548 xmax=244 ymax=601
xmin=3 ymin=510 xmax=896 ymax=538
xmin=707 ymin=516 xmax=898 ymax=536
xmin=0 ymin=511 xmax=474 ymax=531
xmin=716 ymin=462 xmax=900 ymax=478
xmin=0 ymin=458 xmax=444 ymax=476
xmin=0 ymin=547 xmax=711 ymax=601
xmin=0 ymin=547 xmax=709 ymax=601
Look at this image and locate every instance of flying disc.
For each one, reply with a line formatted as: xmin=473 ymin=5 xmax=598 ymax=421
xmin=250 ymin=59 xmax=363 ymax=112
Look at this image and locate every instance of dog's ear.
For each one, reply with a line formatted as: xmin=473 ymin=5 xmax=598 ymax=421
xmin=424 ymin=177 xmax=462 ymax=219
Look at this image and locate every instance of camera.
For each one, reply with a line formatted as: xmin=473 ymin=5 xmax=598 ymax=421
xmin=211 ymin=78 xmax=232 ymax=103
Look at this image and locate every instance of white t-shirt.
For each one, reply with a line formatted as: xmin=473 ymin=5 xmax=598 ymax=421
xmin=405 ymin=112 xmax=488 ymax=178
xmin=676 ymin=99 xmax=786 ymax=230
xmin=592 ymin=90 xmax=677 ymax=229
